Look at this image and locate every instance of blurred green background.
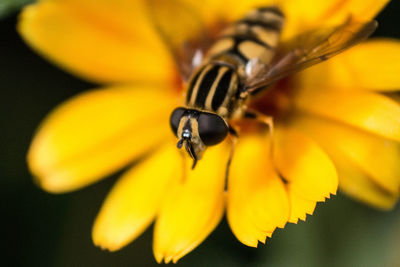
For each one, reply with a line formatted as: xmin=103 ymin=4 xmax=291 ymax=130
xmin=1 ymin=1 xmax=400 ymax=266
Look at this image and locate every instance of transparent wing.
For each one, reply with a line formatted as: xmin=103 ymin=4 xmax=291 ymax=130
xmin=147 ymin=0 xmax=225 ymax=81
xmin=243 ymin=18 xmax=378 ymax=95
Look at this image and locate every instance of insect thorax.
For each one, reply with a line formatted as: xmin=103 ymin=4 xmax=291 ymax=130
xmin=185 ymin=63 xmax=241 ymax=118
xmin=185 ymin=6 xmax=284 ymax=118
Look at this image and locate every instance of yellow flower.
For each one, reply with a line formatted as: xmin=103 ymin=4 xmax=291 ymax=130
xmin=19 ymin=0 xmax=400 ymax=263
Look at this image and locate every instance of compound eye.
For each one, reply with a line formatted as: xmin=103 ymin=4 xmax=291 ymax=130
xmin=170 ymin=108 xmax=186 ymax=136
xmin=198 ymin=112 xmax=228 ymax=146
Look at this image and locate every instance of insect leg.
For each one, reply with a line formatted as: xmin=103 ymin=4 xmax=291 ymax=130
xmin=224 ymin=125 xmax=239 ymax=191
xmin=244 ymin=109 xmax=274 ymax=157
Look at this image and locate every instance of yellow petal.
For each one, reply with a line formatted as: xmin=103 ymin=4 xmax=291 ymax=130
xmin=287 ymin=189 xmax=317 ymax=224
xmin=281 ymin=0 xmax=389 ymax=38
xmin=92 ymin=143 xmax=180 ymax=251
xmin=165 ymin=0 xmax=279 ymax=26
xmin=158 ymin=0 xmax=387 ymax=42
xmin=28 ymin=85 xmax=176 ymax=193
xmin=295 ymin=115 xmax=400 ymax=197
xmin=146 ymin=0 xmax=278 ymax=75
xmin=202 ymin=0 xmax=279 ymax=23
xmin=147 ymin=0 xmax=210 ymax=60
xmin=297 ymin=39 xmax=400 ymax=91
xmin=294 ymin=89 xmax=400 ymax=142
xmin=388 ymin=93 xmax=400 ymax=104
xmin=334 ymin=156 xmax=398 ymax=210
xmin=228 ymin=135 xmax=289 ymax=247
xmin=18 ymin=1 xmax=174 ymax=83
xmin=274 ymin=126 xmax=338 ymax=202
xmin=153 ymin=144 xmax=228 ymax=263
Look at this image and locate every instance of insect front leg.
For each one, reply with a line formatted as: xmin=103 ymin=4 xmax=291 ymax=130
xmin=244 ymin=109 xmax=274 ymax=157
xmin=224 ymin=125 xmax=239 ymax=191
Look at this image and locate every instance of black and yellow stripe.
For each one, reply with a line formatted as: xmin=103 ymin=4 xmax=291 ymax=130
xmin=207 ymin=6 xmax=284 ymax=65
xmin=186 ymin=64 xmax=239 ymax=117
xmin=186 ymin=7 xmax=284 ymax=118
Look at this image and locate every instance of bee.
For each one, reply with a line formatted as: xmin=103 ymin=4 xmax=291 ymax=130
xmin=148 ymin=3 xmax=377 ymax=169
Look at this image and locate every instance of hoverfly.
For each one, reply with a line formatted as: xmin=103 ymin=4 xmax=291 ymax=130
xmin=148 ymin=2 xmax=377 ymax=169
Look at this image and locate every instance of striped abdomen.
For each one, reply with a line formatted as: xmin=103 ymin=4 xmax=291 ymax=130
xmin=208 ymin=6 xmax=284 ymax=66
xmin=185 ymin=7 xmax=284 ymax=118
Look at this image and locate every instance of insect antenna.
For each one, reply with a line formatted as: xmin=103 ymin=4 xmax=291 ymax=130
xmin=185 ymin=141 xmax=198 ymax=169
xmin=177 ymin=138 xmax=184 ymax=149
xmin=177 ymin=138 xmax=198 ymax=169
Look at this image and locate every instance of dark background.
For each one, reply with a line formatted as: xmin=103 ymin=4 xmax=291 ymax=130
xmin=1 ymin=1 xmax=400 ymax=266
